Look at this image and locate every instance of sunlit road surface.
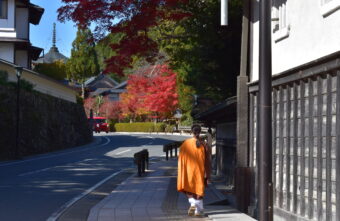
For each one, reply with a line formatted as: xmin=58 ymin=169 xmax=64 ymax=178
xmin=0 ymin=133 xmax=189 ymax=221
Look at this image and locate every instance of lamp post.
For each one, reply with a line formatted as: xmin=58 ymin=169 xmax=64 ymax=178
xmin=258 ymin=0 xmax=273 ymax=220
xmin=15 ymin=66 xmax=23 ymax=159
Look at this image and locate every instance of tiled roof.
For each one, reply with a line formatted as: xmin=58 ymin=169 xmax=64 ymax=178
xmin=34 ymin=47 xmax=68 ymax=64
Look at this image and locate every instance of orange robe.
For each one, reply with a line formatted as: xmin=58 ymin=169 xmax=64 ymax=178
xmin=177 ymin=137 xmax=206 ymax=197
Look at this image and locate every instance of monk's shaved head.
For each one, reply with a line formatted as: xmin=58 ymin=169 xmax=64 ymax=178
xmin=191 ymin=124 xmax=201 ymax=136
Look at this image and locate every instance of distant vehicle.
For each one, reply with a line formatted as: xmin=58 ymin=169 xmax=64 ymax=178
xmin=89 ymin=116 xmax=109 ymax=133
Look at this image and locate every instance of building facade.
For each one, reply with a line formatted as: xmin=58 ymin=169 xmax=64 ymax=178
xmin=244 ymin=1 xmax=340 ymax=221
xmin=0 ymin=1 xmax=76 ymax=103
xmin=0 ymin=0 xmax=44 ymax=68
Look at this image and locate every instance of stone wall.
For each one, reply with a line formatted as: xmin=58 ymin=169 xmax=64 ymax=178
xmin=0 ymin=85 xmax=92 ymax=160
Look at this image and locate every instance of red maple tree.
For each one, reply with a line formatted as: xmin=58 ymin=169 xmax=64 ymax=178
xmin=120 ymin=74 xmax=150 ymax=119
xmin=119 ymin=64 xmax=178 ymax=119
xmin=99 ymin=97 xmax=122 ymax=120
xmin=58 ymin=0 xmax=190 ymax=76
xmin=83 ymin=97 xmax=96 ymax=117
xmin=144 ymin=64 xmax=178 ymax=118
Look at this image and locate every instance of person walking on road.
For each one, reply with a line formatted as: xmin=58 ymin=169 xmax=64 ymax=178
xmin=177 ymin=124 xmax=211 ymax=217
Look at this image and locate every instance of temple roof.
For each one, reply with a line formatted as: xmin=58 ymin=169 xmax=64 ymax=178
xmin=35 ymin=47 xmax=68 ymax=64
xmin=113 ymin=81 xmax=127 ymax=90
xmin=194 ymin=96 xmax=236 ymax=124
xmin=85 ymin=73 xmax=119 ymax=91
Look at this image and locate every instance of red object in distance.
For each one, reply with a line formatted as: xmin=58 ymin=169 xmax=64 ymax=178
xmin=88 ymin=116 xmax=109 ymax=133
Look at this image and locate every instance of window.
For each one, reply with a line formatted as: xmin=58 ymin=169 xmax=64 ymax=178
xmin=272 ymin=0 xmax=290 ymax=42
xmin=0 ymin=0 xmax=7 ymax=19
xmin=321 ymin=0 xmax=340 ymax=17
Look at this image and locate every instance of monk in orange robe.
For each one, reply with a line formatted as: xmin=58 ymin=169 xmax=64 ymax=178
xmin=177 ymin=124 xmax=210 ymax=217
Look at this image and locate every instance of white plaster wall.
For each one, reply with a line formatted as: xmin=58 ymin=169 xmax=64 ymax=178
xmin=16 ymin=7 xmax=28 ymax=39
xmin=0 ymin=43 xmax=14 ymax=62
xmin=0 ymin=61 xmax=77 ymax=103
xmin=249 ymin=0 xmax=260 ymax=83
xmin=15 ymin=50 xmax=28 ymax=68
xmin=0 ymin=0 xmax=16 ymax=36
xmin=250 ymin=0 xmax=340 ymax=82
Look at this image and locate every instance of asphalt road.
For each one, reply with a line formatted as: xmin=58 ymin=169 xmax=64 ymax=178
xmin=0 ymin=133 xmax=189 ymax=221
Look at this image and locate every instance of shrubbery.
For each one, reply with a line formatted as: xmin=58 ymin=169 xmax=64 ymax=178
xmin=113 ymin=122 xmax=167 ymax=132
xmin=33 ymin=61 xmax=67 ymax=81
xmin=165 ymin=124 xmax=175 ymax=133
xmin=0 ymin=70 xmax=35 ymax=92
xmin=0 ymin=71 xmax=8 ymax=85
xmin=8 ymin=79 xmax=35 ymax=92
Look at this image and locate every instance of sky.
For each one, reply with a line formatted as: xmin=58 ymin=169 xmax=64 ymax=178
xmin=30 ymin=0 xmax=77 ymax=58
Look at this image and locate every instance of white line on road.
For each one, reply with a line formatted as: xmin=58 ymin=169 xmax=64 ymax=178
xmin=115 ymin=149 xmax=131 ymax=155
xmin=46 ymin=170 xmax=122 ymax=221
xmin=0 ymin=137 xmax=111 ymax=167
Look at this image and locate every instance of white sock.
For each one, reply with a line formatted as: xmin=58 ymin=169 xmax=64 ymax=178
xmin=195 ymin=199 xmax=204 ymax=211
xmin=188 ymin=198 xmax=195 ymax=207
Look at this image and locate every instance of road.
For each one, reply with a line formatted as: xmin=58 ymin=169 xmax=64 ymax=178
xmin=0 ymin=133 xmax=189 ymax=221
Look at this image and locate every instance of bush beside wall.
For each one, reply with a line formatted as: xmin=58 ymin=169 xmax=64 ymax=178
xmin=0 ymin=85 xmax=92 ymax=160
xmin=113 ymin=122 xmax=167 ymax=132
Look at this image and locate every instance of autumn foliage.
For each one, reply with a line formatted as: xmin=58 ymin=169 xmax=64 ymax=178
xmin=144 ymin=65 xmax=178 ymax=114
xmin=99 ymin=98 xmax=121 ymax=120
xmin=120 ymin=64 xmax=179 ymax=119
xmin=58 ymin=0 xmax=190 ymax=76
xmin=83 ymin=64 xmax=178 ymax=121
xmin=83 ymin=97 xmax=96 ymax=117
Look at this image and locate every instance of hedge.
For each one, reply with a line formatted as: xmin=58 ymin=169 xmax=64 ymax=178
xmin=113 ymin=122 xmax=167 ymax=132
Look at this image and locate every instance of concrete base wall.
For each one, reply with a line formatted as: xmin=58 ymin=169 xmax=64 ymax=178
xmin=274 ymin=207 xmax=310 ymax=221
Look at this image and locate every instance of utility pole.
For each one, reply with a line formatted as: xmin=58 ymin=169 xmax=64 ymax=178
xmin=235 ymin=0 xmax=251 ymax=213
xmin=258 ymin=0 xmax=273 ymax=220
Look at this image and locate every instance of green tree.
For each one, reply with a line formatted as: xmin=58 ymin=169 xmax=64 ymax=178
xmin=152 ymin=0 xmax=242 ymax=102
xmin=144 ymin=0 xmax=242 ymax=120
xmin=95 ymin=33 xmax=126 ymax=82
xmin=33 ymin=60 xmax=67 ymax=81
xmin=66 ymin=28 xmax=100 ymax=97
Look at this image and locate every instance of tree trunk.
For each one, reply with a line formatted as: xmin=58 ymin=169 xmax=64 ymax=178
xmin=81 ymin=82 xmax=85 ymax=99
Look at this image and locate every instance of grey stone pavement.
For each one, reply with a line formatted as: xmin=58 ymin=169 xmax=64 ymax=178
xmin=87 ymin=159 xmax=256 ymax=221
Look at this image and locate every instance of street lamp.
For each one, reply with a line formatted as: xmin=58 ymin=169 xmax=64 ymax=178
xmin=15 ymin=66 xmax=23 ymax=159
xmin=258 ymin=0 xmax=273 ymax=220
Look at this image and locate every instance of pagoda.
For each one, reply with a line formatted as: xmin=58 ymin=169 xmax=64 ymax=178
xmin=34 ymin=23 xmax=68 ymax=64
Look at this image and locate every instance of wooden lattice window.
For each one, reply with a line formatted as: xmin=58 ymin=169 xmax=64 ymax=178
xmin=250 ymin=72 xmax=339 ymax=220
